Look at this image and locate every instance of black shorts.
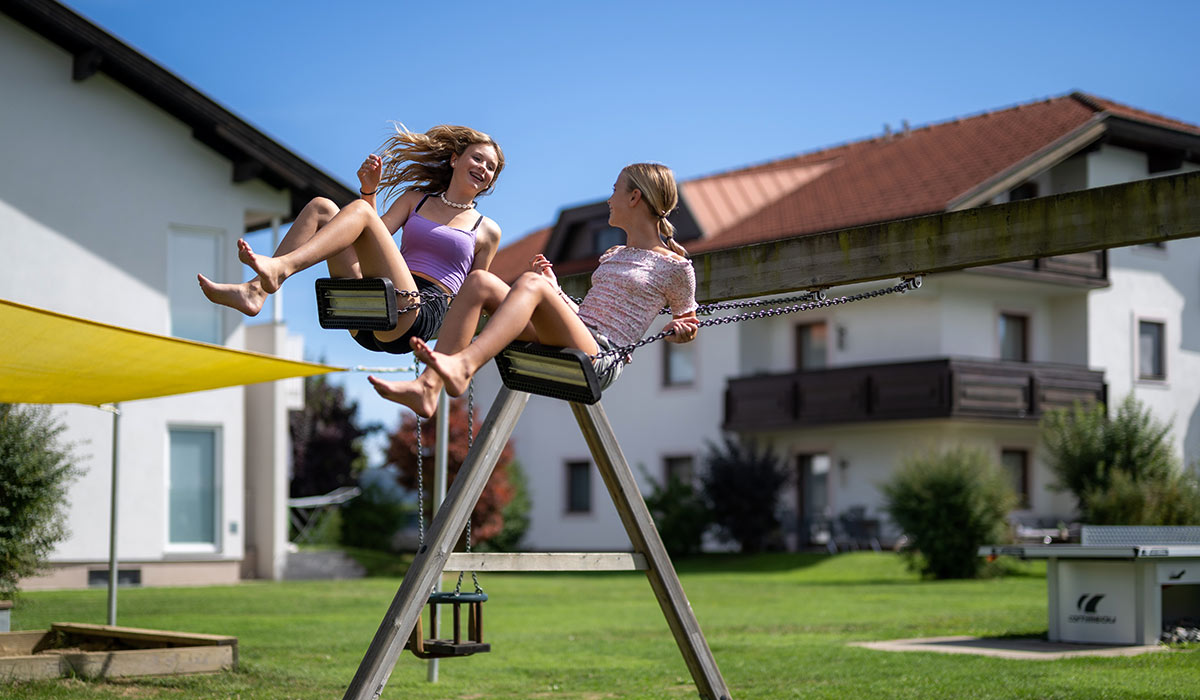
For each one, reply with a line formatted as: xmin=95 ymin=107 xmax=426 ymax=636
xmin=350 ymin=277 xmax=450 ymax=355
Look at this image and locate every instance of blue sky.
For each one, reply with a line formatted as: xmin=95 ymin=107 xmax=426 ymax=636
xmin=63 ymin=0 xmax=1200 ymax=463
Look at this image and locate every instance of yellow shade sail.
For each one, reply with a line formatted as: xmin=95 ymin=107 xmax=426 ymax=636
xmin=0 ymin=298 xmax=340 ymax=405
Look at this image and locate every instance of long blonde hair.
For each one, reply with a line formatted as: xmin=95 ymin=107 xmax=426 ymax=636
xmin=377 ymin=123 xmax=505 ymax=202
xmin=621 ymin=163 xmax=687 ymax=258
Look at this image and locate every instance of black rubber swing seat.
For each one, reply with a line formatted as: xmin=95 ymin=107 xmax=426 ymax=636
xmin=494 ymin=341 xmax=603 ymax=405
xmin=314 ymin=277 xmax=398 ymax=331
xmin=406 ymin=591 xmax=490 ymax=659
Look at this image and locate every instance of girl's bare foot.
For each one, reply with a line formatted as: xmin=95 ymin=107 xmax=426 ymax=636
xmin=410 ymin=338 xmax=473 ymax=397
xmin=368 ymin=375 xmax=439 ymax=418
xmin=198 ymin=274 xmax=265 ymax=316
xmin=238 ymin=239 xmax=287 ymax=294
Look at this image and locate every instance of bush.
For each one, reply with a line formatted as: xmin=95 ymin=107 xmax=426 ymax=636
xmin=0 ymin=404 xmax=83 ymax=596
xmin=642 ymin=468 xmax=710 ymax=557
xmin=1085 ymin=467 xmax=1200 ymax=526
xmin=701 ymin=436 xmax=789 ymax=553
xmin=882 ymin=446 xmax=1015 ymax=579
xmin=1042 ymin=395 xmax=1197 ymax=524
xmin=341 ymin=482 xmax=411 ymax=552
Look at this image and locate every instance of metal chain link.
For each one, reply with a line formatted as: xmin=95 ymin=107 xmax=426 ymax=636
xmin=564 ymin=289 xmax=828 ymax=316
xmin=454 ymin=379 xmax=482 ymax=595
xmin=589 ymin=277 xmax=922 ymax=361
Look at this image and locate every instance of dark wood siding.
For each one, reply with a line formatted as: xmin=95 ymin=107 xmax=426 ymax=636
xmin=725 ymin=358 xmax=1105 ymax=430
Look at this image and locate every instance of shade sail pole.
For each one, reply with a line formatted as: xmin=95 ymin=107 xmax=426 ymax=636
xmin=105 ymin=403 xmax=121 ymax=625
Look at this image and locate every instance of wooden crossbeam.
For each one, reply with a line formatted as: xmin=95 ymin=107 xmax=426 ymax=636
xmin=561 ymin=171 xmax=1200 ymax=302
xmin=443 ymin=552 xmax=648 ymax=572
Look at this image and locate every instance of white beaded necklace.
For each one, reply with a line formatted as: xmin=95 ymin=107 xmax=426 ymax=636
xmin=439 ymin=192 xmax=475 ymax=210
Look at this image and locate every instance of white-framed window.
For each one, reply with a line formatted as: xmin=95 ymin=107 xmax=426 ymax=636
xmin=998 ymin=312 xmax=1029 ymax=362
xmin=169 ymin=225 xmax=223 ymax=343
xmin=795 ymin=321 xmax=828 ymax=370
xmin=663 ymin=341 xmax=696 ymax=387
xmin=565 ymin=460 xmax=591 ymax=514
xmin=168 ymin=427 xmax=221 ymax=552
xmin=1137 ymin=319 xmax=1167 ymax=381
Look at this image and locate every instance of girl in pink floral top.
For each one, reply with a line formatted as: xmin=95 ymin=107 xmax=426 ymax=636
xmin=370 ymin=163 xmax=700 ymax=417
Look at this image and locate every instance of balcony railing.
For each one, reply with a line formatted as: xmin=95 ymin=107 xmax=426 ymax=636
xmin=724 ymin=358 xmax=1106 ymax=431
xmin=971 ymin=251 xmax=1108 ymax=287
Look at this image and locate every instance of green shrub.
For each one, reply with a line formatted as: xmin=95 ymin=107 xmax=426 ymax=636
xmin=701 ymin=436 xmax=789 ymax=553
xmin=1085 ymin=467 xmax=1200 ymax=526
xmin=882 ymin=446 xmax=1015 ymax=579
xmin=642 ymin=468 xmax=710 ymax=557
xmin=0 ymin=404 xmax=83 ymax=596
xmin=1041 ymin=395 xmax=1197 ymax=524
xmin=340 ymin=482 xmax=411 ymax=552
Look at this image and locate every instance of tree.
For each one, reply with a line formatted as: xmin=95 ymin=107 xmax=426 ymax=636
xmin=1041 ymin=395 xmax=1198 ymax=524
xmin=477 ymin=460 xmax=531 ymax=552
xmin=700 ymin=436 xmax=789 ymax=553
xmin=386 ymin=397 xmax=517 ymax=546
xmin=289 ymin=375 xmax=375 ymax=499
xmin=0 ymin=404 xmax=82 ymax=596
xmin=882 ymin=446 xmax=1014 ymax=579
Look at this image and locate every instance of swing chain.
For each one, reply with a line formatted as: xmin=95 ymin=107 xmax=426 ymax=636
xmin=454 ymin=380 xmax=483 ymax=595
xmin=589 ymin=276 xmax=922 ymax=361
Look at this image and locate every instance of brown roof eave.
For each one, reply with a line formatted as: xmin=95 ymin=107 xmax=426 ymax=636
xmin=946 ymin=116 xmax=1109 ymax=211
xmin=2 ymin=0 xmax=357 ymax=220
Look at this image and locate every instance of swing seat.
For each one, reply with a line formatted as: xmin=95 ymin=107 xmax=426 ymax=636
xmin=406 ymin=591 xmax=490 ymax=659
xmin=315 ymin=277 xmax=398 ymax=331
xmin=494 ymin=342 xmax=602 ymax=405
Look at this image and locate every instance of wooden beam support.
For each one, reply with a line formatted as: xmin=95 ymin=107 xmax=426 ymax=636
xmin=572 ymin=401 xmax=731 ymax=700
xmin=443 ymin=552 xmax=648 ymax=572
xmin=560 ymin=171 xmax=1200 ymax=303
xmin=342 ymin=388 xmax=529 ymax=700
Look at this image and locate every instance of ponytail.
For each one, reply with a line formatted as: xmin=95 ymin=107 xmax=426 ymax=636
xmin=659 ymin=217 xmax=688 ymax=258
xmin=622 ymin=163 xmax=689 ymax=258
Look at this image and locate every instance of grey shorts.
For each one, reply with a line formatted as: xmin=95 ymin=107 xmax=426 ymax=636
xmin=589 ymin=328 xmax=624 ymax=390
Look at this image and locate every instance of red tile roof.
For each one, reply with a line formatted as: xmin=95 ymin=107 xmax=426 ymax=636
xmin=491 ymin=91 xmax=1200 ymax=271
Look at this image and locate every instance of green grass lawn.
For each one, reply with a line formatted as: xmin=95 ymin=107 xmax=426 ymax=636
xmin=5 ymin=552 xmax=1197 ymax=699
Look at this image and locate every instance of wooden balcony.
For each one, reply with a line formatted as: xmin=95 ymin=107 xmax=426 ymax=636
xmin=970 ymin=251 xmax=1109 ymax=287
xmin=724 ymin=358 xmax=1106 ymax=431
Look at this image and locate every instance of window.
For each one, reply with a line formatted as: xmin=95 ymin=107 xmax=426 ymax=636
xmin=1138 ymin=320 xmax=1166 ymax=380
xmin=795 ymin=322 xmax=828 ymax=370
xmin=663 ymin=341 xmax=696 ymax=386
xmin=998 ymin=313 xmax=1028 ymax=362
xmin=565 ymin=460 xmax=591 ymax=513
xmin=169 ymin=428 xmax=220 ymax=548
xmin=663 ymin=455 xmax=695 ymax=486
xmin=593 ymin=226 xmax=624 ymax=253
xmin=1000 ymin=449 xmax=1029 ymax=509
xmin=169 ymin=226 xmax=222 ymax=343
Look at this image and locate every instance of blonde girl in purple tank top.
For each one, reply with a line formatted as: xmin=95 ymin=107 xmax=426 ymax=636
xmin=370 ymin=163 xmax=700 ymax=417
xmin=197 ymin=124 xmax=505 ymax=353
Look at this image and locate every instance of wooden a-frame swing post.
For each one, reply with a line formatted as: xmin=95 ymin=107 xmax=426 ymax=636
xmin=342 ymin=171 xmax=1200 ymax=700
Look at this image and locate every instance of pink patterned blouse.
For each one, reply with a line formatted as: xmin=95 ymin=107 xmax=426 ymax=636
xmin=576 ymin=246 xmax=698 ymax=348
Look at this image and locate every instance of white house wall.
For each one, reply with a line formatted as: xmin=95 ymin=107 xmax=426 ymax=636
xmin=1 ymin=16 xmax=295 ymax=587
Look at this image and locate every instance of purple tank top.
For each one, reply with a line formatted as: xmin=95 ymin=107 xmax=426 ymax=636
xmin=399 ymin=197 xmax=479 ymax=293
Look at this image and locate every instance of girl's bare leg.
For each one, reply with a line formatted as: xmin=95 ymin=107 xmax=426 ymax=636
xmin=412 ymin=272 xmax=598 ymax=397
xmin=199 ymin=197 xmax=353 ymax=315
xmin=369 ymin=270 xmax=516 ymax=417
